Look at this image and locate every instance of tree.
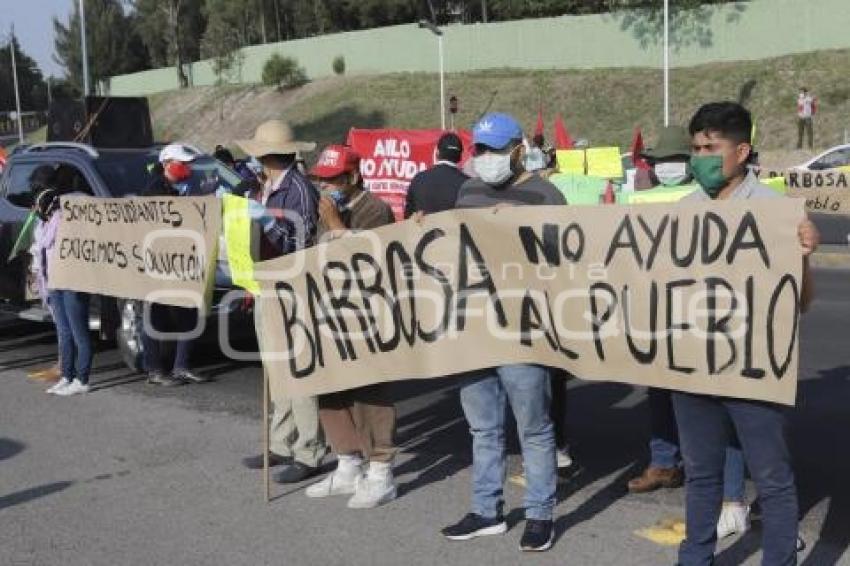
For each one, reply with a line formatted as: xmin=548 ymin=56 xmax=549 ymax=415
xmin=132 ymin=0 xmax=205 ymax=88
xmin=53 ymin=0 xmax=149 ymax=93
xmin=201 ymin=8 xmax=245 ymax=86
xmin=0 ymin=36 xmax=47 ymax=111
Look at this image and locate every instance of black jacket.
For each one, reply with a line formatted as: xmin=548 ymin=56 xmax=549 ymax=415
xmin=404 ymin=162 xmax=469 ymax=218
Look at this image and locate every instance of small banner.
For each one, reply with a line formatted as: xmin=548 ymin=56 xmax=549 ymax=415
xmin=346 ymin=128 xmax=474 ymax=221
xmin=49 ymin=195 xmax=221 ymax=309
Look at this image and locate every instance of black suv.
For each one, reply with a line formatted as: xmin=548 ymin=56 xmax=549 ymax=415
xmin=0 ymin=142 xmax=247 ymax=370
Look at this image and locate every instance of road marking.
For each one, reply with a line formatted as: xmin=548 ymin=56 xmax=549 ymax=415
xmin=635 ymin=517 xmax=686 ymax=546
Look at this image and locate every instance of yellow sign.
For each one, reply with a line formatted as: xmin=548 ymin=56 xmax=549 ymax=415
xmin=625 ymin=185 xmax=696 ymax=204
xmin=585 ymin=146 xmax=623 ymax=179
xmin=222 ymin=194 xmax=260 ymax=295
xmin=556 ymin=149 xmax=586 ymax=175
xmin=762 ymin=176 xmax=787 ymax=194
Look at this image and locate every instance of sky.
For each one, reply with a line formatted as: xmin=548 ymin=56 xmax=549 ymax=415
xmin=0 ymin=0 xmax=79 ymax=78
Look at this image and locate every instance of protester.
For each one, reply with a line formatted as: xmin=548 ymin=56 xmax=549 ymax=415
xmin=628 ymin=126 xmax=691 ymax=490
xmin=300 ymin=144 xmax=399 ymax=508
xmin=141 ymin=144 xmax=208 ymax=387
xmin=441 ymin=113 xmax=564 ymax=552
xmin=25 ymin=165 xmax=62 ymax=385
xmin=796 ymin=87 xmax=817 ymax=150
xmin=404 ymin=132 xmax=468 ymax=218
xmin=673 ymin=101 xmax=818 ymax=565
xmin=236 ymin=120 xmax=328 ymax=484
xmin=524 ymin=133 xmax=550 ymax=172
xmin=622 ymin=124 xmax=752 ymax=538
xmin=31 ymin=173 xmax=94 ymax=397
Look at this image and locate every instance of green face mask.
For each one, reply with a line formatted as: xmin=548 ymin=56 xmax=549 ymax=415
xmin=689 ymin=155 xmax=727 ymax=198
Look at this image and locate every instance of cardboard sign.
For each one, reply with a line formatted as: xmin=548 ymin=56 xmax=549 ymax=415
xmin=256 ymin=199 xmax=805 ymax=406
xmin=346 ymin=128 xmax=473 ymax=221
xmin=785 ymin=169 xmax=849 ymax=190
xmin=49 ymin=195 xmax=221 ymax=309
xmin=586 ymin=147 xmax=624 ymax=179
xmin=787 ymin=187 xmax=850 ymax=215
xmin=556 ymin=149 xmax=586 ymax=175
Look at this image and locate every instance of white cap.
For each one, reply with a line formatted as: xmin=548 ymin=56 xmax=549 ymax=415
xmin=159 ymin=143 xmax=200 ymax=164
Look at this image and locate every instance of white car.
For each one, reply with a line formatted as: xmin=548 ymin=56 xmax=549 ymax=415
xmin=792 ymin=144 xmax=850 ymax=171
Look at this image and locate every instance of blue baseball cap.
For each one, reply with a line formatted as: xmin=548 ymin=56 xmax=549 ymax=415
xmin=473 ymin=113 xmax=523 ymax=150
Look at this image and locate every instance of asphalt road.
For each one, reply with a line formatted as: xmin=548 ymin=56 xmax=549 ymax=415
xmin=0 ymin=268 xmax=848 ymax=566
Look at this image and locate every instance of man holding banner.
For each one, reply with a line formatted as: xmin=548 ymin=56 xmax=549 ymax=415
xmin=441 ymin=113 xmax=565 ymax=552
xmin=303 ymin=144 xmax=400 ymax=509
xmin=236 ymin=120 xmax=328 ymax=484
xmin=673 ymin=102 xmax=818 ymax=566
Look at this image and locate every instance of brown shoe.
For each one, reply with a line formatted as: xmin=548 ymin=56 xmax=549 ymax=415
xmin=628 ymin=466 xmax=684 ymax=493
xmin=28 ymin=364 xmax=61 ymax=383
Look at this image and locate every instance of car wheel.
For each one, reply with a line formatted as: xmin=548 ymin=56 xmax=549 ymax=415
xmin=117 ymin=299 xmax=145 ymax=373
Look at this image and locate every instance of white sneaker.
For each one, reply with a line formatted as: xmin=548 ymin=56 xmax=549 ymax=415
xmin=54 ymin=379 xmax=90 ymax=396
xmin=717 ymin=502 xmax=750 ymax=539
xmin=46 ymin=378 xmax=72 ymax=394
xmin=347 ymin=465 xmax=397 ymax=509
xmin=306 ymin=469 xmax=362 ymax=498
xmin=556 ymin=447 xmax=573 ymax=469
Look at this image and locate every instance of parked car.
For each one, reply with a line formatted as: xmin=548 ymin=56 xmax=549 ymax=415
xmin=0 ymin=142 xmax=248 ymax=371
xmin=792 ymin=144 xmax=850 ymax=171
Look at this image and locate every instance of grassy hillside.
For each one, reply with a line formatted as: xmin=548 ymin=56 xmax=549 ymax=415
xmin=149 ymin=49 xmax=850 ymax=161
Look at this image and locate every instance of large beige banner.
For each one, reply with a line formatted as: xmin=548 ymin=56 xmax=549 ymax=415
xmin=49 ymin=195 xmax=221 ymax=309
xmin=257 ymin=199 xmax=805 ymax=406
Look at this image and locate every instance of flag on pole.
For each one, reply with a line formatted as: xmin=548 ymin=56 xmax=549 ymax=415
xmin=630 ymin=127 xmax=650 ymax=170
xmin=534 ymin=109 xmax=545 ymax=138
xmin=8 ymin=211 xmax=38 ymax=262
xmin=554 ymin=114 xmax=574 ymax=149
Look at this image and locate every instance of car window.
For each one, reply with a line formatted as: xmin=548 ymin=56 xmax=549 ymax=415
xmin=4 ymin=161 xmax=53 ymax=208
xmin=811 ymin=148 xmax=850 ymax=170
xmin=185 ymin=156 xmax=244 ymax=195
xmin=94 ymin=152 xmax=158 ymax=196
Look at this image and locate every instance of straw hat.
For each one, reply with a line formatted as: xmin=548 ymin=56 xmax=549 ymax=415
xmin=235 ymin=120 xmax=316 ymax=158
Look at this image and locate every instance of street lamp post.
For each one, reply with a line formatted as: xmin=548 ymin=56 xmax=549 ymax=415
xmin=79 ymin=0 xmax=90 ymax=96
xmin=9 ymin=26 xmax=24 ymax=144
xmin=663 ymin=0 xmax=670 ymax=126
xmin=418 ymin=20 xmax=446 ymax=130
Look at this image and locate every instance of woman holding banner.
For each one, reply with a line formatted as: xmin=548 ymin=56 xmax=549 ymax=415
xmin=32 ymin=170 xmax=94 ymax=397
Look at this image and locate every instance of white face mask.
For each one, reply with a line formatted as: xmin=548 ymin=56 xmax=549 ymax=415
xmin=474 ymin=152 xmax=513 ymax=185
xmin=654 ymin=161 xmax=689 ymax=187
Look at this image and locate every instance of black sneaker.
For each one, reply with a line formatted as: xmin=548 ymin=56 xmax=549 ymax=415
xmin=147 ymin=372 xmax=183 ymax=387
xmin=242 ymin=452 xmax=293 ymax=470
xmin=173 ymin=369 xmax=210 ymax=384
xmin=519 ymin=519 xmax=554 ymax=552
xmin=273 ymin=461 xmax=320 ymax=484
xmin=442 ymin=513 xmax=507 ymax=541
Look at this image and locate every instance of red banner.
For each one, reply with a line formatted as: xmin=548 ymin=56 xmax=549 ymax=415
xmin=346 ymin=128 xmax=473 ymax=221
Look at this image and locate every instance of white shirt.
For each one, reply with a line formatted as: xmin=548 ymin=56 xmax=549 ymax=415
xmin=797 ymin=93 xmax=815 ymax=119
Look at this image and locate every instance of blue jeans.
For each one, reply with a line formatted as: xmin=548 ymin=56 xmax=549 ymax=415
xmin=724 ymin=443 xmax=746 ymax=502
xmin=142 ymin=303 xmax=197 ymax=374
xmin=459 ymin=364 xmax=556 ymax=521
xmin=49 ymin=290 xmax=92 ymax=384
xmin=672 ymin=392 xmax=798 ymax=566
xmin=648 ymin=388 xmax=681 ymax=468
xmin=648 ymin=389 xmax=747 ymax=499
